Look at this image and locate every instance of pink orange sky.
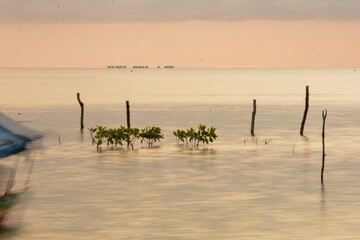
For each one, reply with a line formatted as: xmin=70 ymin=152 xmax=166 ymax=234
xmin=1 ymin=21 xmax=360 ymax=69
xmin=1 ymin=21 xmax=359 ymax=68
xmin=1 ymin=0 xmax=360 ymax=68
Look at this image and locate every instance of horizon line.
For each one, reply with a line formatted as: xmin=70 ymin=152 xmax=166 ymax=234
xmin=0 ymin=66 xmax=359 ymax=70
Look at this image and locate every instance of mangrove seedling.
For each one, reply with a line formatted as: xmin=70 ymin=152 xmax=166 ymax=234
xmin=139 ymin=126 xmax=164 ymax=147
xmin=89 ymin=126 xmax=108 ymax=148
xmin=107 ymin=128 xmax=124 ymax=147
xmin=186 ymin=127 xmax=197 ymax=146
xmin=173 ymin=129 xmax=187 ymax=144
xmin=194 ymin=124 xmax=217 ymax=147
xmin=122 ymin=126 xmax=140 ymax=149
xmin=174 ymin=124 xmax=217 ymax=148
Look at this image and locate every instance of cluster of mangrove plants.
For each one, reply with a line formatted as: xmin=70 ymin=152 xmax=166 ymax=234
xmin=89 ymin=124 xmax=217 ymax=149
xmin=89 ymin=126 xmax=163 ymax=149
xmin=173 ymin=124 xmax=217 ymax=147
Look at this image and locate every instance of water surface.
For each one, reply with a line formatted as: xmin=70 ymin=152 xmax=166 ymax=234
xmin=1 ymin=68 xmax=360 ymax=239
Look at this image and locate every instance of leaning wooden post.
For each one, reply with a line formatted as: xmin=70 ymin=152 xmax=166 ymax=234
xmin=77 ymin=92 xmax=84 ymax=130
xmin=300 ymin=86 xmax=309 ymax=136
xmin=321 ymin=109 xmax=327 ymax=183
xmin=250 ymin=99 xmax=256 ymax=136
xmin=126 ymin=100 xmax=131 ymax=128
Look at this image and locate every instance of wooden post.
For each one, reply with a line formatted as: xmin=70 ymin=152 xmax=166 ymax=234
xmin=77 ymin=92 xmax=84 ymax=130
xmin=126 ymin=100 xmax=131 ymax=128
xmin=321 ymin=109 xmax=327 ymax=183
xmin=300 ymin=86 xmax=309 ymax=136
xmin=250 ymin=99 xmax=256 ymax=136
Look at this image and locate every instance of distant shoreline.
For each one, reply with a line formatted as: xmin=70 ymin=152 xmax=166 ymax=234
xmin=0 ymin=67 xmax=358 ymax=70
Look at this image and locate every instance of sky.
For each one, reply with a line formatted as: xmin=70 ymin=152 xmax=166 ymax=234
xmin=0 ymin=0 xmax=360 ymax=68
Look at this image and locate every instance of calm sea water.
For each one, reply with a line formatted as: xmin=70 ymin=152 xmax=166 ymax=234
xmin=1 ymin=68 xmax=360 ymax=239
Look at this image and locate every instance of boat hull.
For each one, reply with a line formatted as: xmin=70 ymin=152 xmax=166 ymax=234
xmin=0 ymin=190 xmax=25 ymax=226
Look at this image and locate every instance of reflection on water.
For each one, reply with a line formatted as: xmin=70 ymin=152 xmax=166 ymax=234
xmin=175 ymin=145 xmax=217 ymax=154
xmin=321 ymin=183 xmax=326 ymax=216
xmin=1 ymin=68 xmax=360 ymax=239
xmin=0 ymin=226 xmax=19 ymax=238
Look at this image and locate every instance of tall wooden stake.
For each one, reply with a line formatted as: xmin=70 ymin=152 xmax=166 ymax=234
xmin=300 ymin=86 xmax=309 ymax=136
xmin=126 ymin=100 xmax=131 ymax=128
xmin=251 ymin=99 xmax=256 ymax=136
xmin=321 ymin=109 xmax=327 ymax=183
xmin=77 ymin=92 xmax=84 ymax=130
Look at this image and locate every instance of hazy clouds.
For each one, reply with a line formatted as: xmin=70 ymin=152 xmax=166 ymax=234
xmin=1 ymin=0 xmax=360 ymax=23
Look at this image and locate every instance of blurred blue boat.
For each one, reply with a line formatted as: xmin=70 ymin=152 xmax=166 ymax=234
xmin=0 ymin=113 xmax=41 ymax=226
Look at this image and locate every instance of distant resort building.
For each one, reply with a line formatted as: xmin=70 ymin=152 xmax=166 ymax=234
xmin=133 ymin=66 xmax=149 ymax=69
xmin=107 ymin=65 xmax=126 ymax=69
xmin=164 ymin=66 xmax=175 ymax=68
